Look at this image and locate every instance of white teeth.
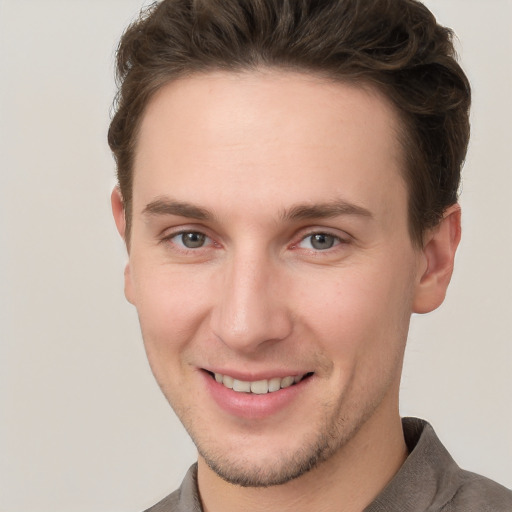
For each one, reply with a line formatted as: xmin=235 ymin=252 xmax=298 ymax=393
xmin=280 ymin=376 xmax=295 ymax=389
xmin=250 ymin=379 xmax=269 ymax=394
xmin=233 ymin=379 xmax=251 ymax=392
xmin=222 ymin=374 xmax=234 ymax=389
xmin=213 ymin=373 xmax=306 ymax=394
xmin=268 ymin=377 xmax=281 ymax=392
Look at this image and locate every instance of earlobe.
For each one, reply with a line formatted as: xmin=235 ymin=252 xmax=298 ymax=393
xmin=111 ymin=187 xmax=136 ymax=305
xmin=412 ymin=204 xmax=461 ymax=314
xmin=123 ymin=262 xmax=136 ymax=305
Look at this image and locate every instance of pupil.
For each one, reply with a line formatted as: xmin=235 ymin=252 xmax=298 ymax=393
xmin=311 ymin=234 xmax=334 ymax=250
xmin=182 ymin=232 xmax=205 ymax=248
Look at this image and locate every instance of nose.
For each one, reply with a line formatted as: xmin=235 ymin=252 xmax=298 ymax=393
xmin=210 ymin=250 xmax=293 ymax=353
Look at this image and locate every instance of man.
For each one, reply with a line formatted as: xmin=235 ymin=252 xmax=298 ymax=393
xmin=108 ymin=0 xmax=512 ymax=510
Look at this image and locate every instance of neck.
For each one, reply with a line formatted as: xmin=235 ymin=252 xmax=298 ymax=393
xmin=197 ymin=406 xmax=407 ymax=512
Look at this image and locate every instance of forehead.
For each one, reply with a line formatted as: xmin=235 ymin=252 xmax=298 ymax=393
xmin=133 ymin=70 xmax=407 ymax=225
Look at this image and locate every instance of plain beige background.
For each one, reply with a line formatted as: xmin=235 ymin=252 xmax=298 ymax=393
xmin=1 ymin=1 xmax=511 ymax=511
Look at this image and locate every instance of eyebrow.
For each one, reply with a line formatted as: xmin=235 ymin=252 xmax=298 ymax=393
xmin=280 ymin=201 xmax=373 ymax=221
xmin=142 ymin=197 xmax=372 ymax=222
xmin=142 ymin=197 xmax=212 ymax=220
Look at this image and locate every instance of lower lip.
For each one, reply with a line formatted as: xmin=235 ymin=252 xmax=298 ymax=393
xmin=202 ymin=371 xmax=311 ymax=420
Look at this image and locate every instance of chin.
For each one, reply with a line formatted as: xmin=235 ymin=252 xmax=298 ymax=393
xmin=194 ymin=412 xmax=361 ymax=488
xmin=199 ymin=440 xmax=332 ymax=487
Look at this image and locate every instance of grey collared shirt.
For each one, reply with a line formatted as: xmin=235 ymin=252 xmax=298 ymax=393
xmin=144 ymin=418 xmax=512 ymax=511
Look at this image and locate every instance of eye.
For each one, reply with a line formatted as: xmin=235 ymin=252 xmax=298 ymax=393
xmin=171 ymin=231 xmax=209 ymax=249
xmin=298 ymin=233 xmax=341 ymax=251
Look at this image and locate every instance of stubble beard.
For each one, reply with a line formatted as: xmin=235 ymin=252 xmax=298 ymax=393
xmin=198 ymin=426 xmax=344 ymax=487
xmin=191 ymin=397 xmax=380 ymax=488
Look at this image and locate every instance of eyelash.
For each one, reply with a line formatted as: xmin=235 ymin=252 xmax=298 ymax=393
xmin=293 ymin=231 xmax=350 ymax=252
xmin=161 ymin=228 xmax=350 ymax=255
xmin=161 ymin=230 xmax=216 ymax=252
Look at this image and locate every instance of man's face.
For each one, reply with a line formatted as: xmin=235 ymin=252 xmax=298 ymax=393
xmin=121 ymin=71 xmax=426 ymax=486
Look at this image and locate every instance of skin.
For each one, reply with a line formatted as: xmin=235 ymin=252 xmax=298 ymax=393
xmin=112 ymin=70 xmax=460 ymax=512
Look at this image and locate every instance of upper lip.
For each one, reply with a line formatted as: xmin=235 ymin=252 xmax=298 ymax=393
xmin=202 ymin=368 xmax=312 ymax=381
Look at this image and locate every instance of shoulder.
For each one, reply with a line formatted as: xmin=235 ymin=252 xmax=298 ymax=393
xmin=403 ymin=418 xmax=512 ymax=512
xmin=442 ymin=470 xmax=512 ymax=512
xmin=143 ymin=489 xmax=181 ymax=512
xmin=366 ymin=418 xmax=512 ymax=512
xmin=142 ymin=464 xmax=201 ymax=512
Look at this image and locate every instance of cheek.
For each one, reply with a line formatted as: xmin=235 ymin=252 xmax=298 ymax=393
xmin=303 ymin=263 xmax=415 ymax=408
xmin=132 ymin=265 xmax=213 ymax=362
xmin=295 ymin=259 xmax=415 ymax=359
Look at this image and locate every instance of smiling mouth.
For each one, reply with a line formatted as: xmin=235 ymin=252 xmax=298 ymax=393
xmin=205 ymin=371 xmax=314 ymax=394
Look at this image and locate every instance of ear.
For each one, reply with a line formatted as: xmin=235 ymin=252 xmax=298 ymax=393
xmin=413 ymin=204 xmax=461 ymax=314
xmin=111 ymin=186 xmax=126 ymax=241
xmin=111 ymin=187 xmax=135 ymax=305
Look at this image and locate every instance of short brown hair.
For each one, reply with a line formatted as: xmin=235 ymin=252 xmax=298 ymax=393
xmin=108 ymin=0 xmax=471 ymax=246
